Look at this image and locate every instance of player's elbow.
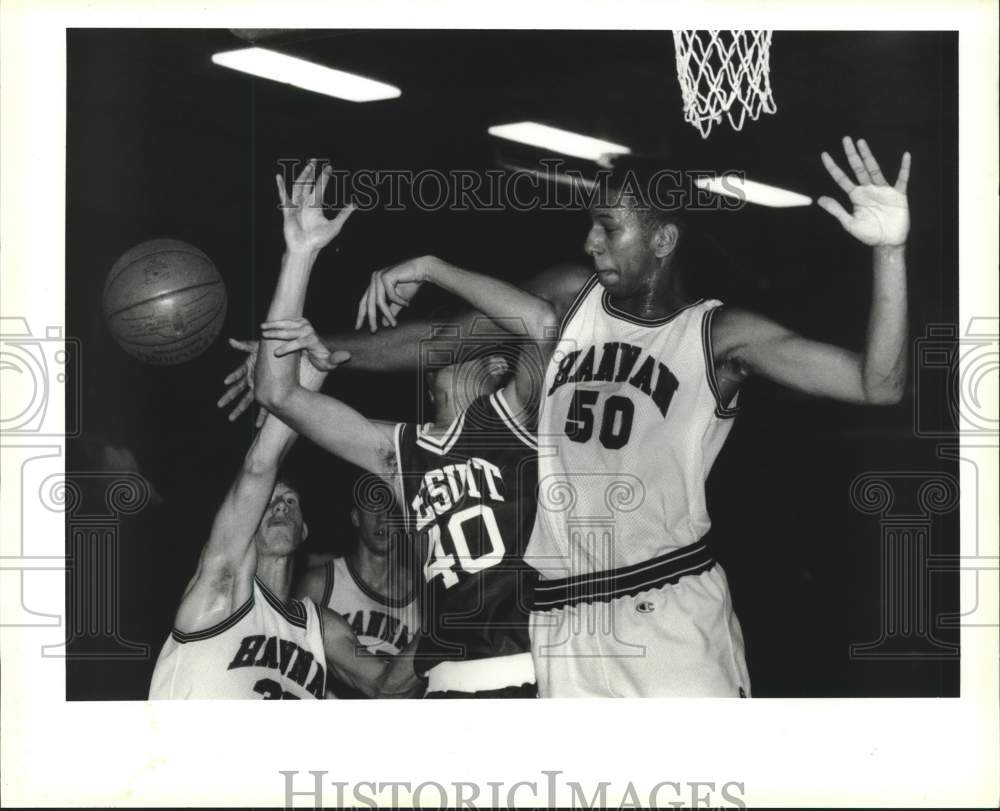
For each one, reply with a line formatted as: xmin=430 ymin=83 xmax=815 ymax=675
xmin=863 ymin=363 xmax=907 ymax=405
xmin=865 ymin=383 xmax=905 ymax=405
xmin=254 ymin=374 xmax=292 ymax=413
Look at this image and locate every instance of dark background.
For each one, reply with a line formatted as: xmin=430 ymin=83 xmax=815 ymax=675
xmin=65 ymin=29 xmax=959 ymax=698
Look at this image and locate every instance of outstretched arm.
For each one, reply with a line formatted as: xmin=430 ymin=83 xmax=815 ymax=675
xmin=320 ymin=259 xmax=589 ymax=370
xmin=356 ymin=256 xmax=557 ymax=338
xmin=358 ymin=256 xmax=562 ymax=415
xmin=217 ymin=264 xmax=591 ymax=421
xmin=173 ymin=358 xmax=328 ymax=634
xmin=253 ymin=161 xmax=398 ymax=482
xmin=254 ymin=160 xmax=351 ymax=407
xmin=714 ymin=137 xmax=909 ymax=405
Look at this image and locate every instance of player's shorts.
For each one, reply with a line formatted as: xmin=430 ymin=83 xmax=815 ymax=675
xmin=528 ymin=541 xmax=751 ymax=698
xmin=423 ymin=652 xmax=537 ymax=698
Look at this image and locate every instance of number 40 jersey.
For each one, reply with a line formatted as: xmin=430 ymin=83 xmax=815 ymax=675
xmin=394 ymin=390 xmax=539 ymax=676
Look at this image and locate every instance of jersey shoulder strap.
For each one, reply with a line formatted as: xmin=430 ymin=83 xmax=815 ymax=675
xmin=558 ymin=273 xmax=600 ymax=338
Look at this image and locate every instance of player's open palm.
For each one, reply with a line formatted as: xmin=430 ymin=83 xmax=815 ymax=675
xmin=275 ymin=159 xmax=355 ymax=254
xmin=818 ymin=137 xmax=910 ymax=247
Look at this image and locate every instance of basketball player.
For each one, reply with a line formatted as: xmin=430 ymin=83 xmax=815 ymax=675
xmin=254 ymin=159 xmax=557 ymax=696
xmin=148 ymin=355 xmax=395 ymax=699
xmin=294 ymin=479 xmax=421 ymax=697
xmin=354 ymin=137 xmax=911 ymax=697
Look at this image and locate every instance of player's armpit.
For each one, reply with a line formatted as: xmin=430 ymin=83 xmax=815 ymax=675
xmin=319 ymin=607 xmax=390 ymax=697
xmin=712 ymin=307 xmax=871 ymax=403
xmin=171 ymin=548 xmax=256 ymax=635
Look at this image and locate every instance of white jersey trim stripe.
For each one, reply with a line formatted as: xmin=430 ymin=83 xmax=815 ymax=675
xmin=255 ymin=576 xmax=308 ymax=628
xmin=531 ymin=540 xmax=716 ymax=610
xmin=416 ymin=411 xmax=467 ymax=455
xmin=701 ymin=306 xmax=741 ymax=419
xmin=533 ymin=540 xmax=711 ymax=590
xmin=171 ymin=592 xmax=254 ymax=643
xmin=489 ymin=391 xmax=537 ymax=449
xmin=558 ymin=274 xmax=600 ymax=338
xmin=602 ymin=292 xmax=706 ymax=327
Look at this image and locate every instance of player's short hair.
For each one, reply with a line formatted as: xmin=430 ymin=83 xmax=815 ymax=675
xmin=603 ymin=155 xmax=689 ymax=239
xmin=419 ymin=312 xmax=519 ymax=394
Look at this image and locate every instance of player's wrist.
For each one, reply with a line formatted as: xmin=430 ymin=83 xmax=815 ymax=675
xmin=282 ymin=248 xmax=321 ymax=276
xmin=284 ymin=245 xmax=320 ymax=260
xmin=417 ymin=255 xmax=439 ymax=283
xmin=873 ymin=243 xmax=906 ymax=261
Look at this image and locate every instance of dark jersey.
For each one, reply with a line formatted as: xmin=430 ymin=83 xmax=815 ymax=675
xmin=394 ymin=390 xmax=538 ymax=674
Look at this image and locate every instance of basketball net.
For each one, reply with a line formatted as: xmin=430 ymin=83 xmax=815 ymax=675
xmin=673 ymin=30 xmax=777 ymax=138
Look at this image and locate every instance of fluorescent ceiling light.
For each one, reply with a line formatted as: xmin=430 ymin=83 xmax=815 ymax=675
xmin=211 ymin=48 xmax=401 ymax=102
xmin=695 ymin=174 xmax=812 ymax=208
xmin=488 ymin=122 xmax=630 ymax=162
xmin=499 ymin=161 xmax=598 ymax=191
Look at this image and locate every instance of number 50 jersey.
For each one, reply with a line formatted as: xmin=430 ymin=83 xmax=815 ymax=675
xmin=526 ymin=278 xmax=740 ymax=576
xmin=394 ymin=390 xmax=538 ymax=675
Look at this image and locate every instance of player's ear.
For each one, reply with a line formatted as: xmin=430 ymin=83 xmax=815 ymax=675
xmin=485 ymin=355 xmax=510 ymax=380
xmin=349 ymin=508 xmax=360 ymax=528
xmin=301 ymin=521 xmax=309 ymax=542
xmin=652 ymin=222 xmax=680 ymax=259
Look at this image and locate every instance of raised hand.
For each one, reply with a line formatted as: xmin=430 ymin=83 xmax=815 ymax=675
xmin=276 ymin=159 xmax=355 ymax=255
xmin=818 ymin=137 xmax=910 ymax=247
xmin=355 ymin=256 xmax=429 ymax=333
xmin=260 ymin=317 xmax=352 ymax=371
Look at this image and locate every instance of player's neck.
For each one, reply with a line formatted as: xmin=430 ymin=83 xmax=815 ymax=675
xmin=611 ymin=262 xmax=689 ymax=320
xmin=255 ymin=554 xmax=296 ymax=604
xmin=350 ymin=546 xmax=391 ymax=595
xmin=429 ymin=403 xmax=462 ymax=432
xmin=430 ymin=389 xmax=482 ymax=432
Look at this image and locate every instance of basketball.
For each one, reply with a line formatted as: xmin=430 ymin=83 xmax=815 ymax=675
xmin=103 ymin=238 xmax=227 ymax=365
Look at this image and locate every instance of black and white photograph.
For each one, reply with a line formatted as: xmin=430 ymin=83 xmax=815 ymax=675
xmin=1 ymin=1 xmax=997 ymax=807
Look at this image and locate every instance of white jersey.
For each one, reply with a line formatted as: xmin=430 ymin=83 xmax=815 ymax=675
xmin=526 ymin=278 xmax=750 ymax=697
xmin=321 ymin=556 xmax=420 ymax=656
xmin=526 ymin=277 xmax=739 ymax=576
xmin=149 ymin=578 xmax=327 ymax=700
